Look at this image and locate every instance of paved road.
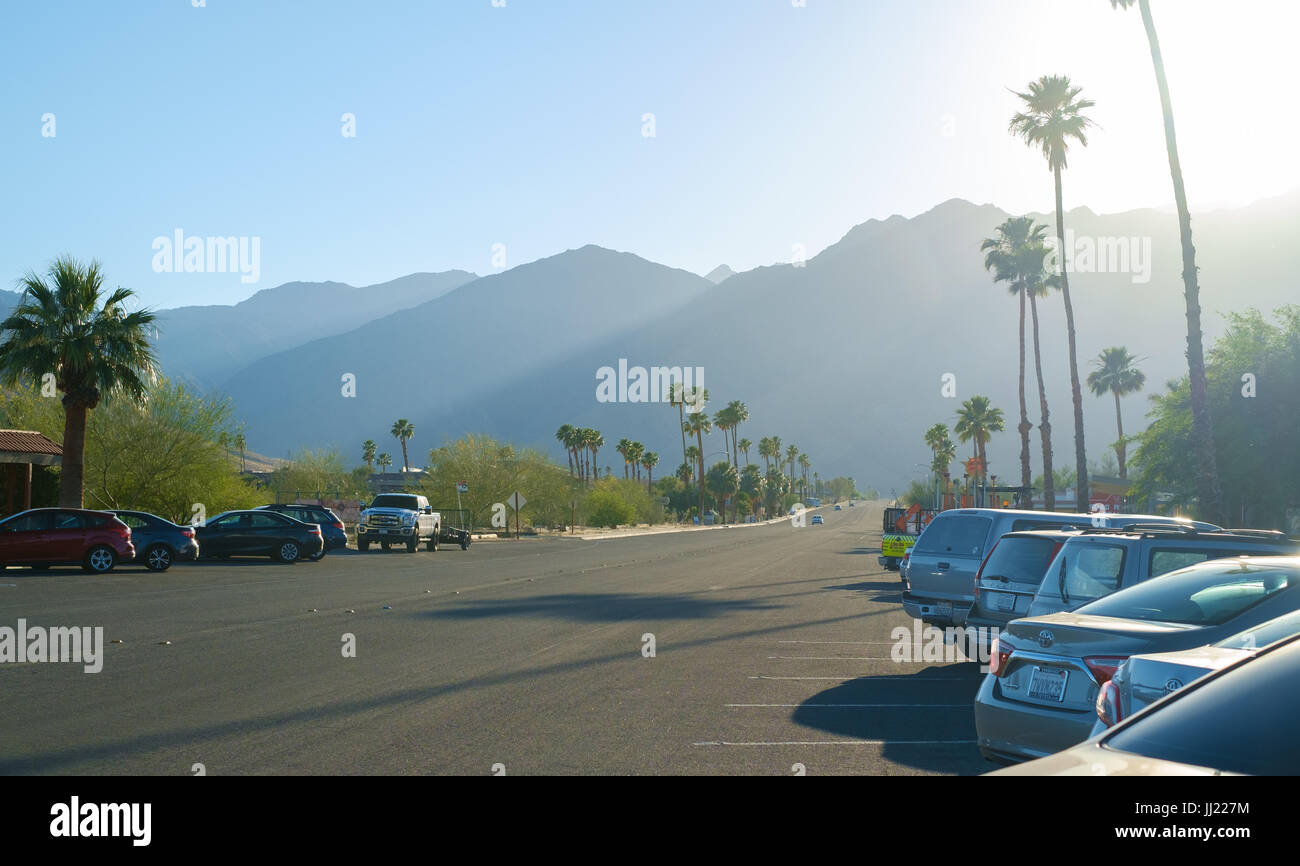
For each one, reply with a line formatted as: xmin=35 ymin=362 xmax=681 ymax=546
xmin=0 ymin=502 xmax=989 ymax=775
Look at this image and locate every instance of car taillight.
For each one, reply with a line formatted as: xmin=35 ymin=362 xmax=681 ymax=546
xmin=1083 ymin=656 xmax=1128 ymax=686
xmin=181 ymin=527 xmax=195 ymax=538
xmin=331 ymin=520 xmax=344 ymax=530
xmin=308 ymin=527 xmax=321 ymax=535
xmin=1096 ymin=679 xmax=1123 ymax=728
xmin=989 ymin=637 xmax=1015 ymax=678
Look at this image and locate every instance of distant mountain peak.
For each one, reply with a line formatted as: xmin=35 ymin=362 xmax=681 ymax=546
xmin=704 ymin=265 xmax=735 ymax=283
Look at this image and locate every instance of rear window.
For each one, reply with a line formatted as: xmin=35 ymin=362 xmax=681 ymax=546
xmin=1150 ymin=548 xmax=1214 ymax=576
xmin=913 ymin=515 xmax=991 ymax=558
xmin=1042 ymin=542 xmax=1128 ymax=607
xmin=1216 ymin=609 xmax=1300 ymax=651
xmin=1078 ymin=562 xmax=1300 ymax=626
xmin=980 ymin=537 xmax=1061 ymax=585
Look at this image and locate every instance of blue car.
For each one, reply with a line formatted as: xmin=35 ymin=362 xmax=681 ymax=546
xmin=811 ymin=515 xmax=824 ymax=525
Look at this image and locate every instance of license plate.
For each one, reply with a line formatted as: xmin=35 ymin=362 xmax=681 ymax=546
xmin=1028 ymin=667 xmax=1069 ymax=702
xmin=995 ymin=592 xmax=1016 ymax=613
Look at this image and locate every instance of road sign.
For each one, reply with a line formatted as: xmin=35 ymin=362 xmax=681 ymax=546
xmin=507 ymin=492 xmax=526 ymax=511
xmin=456 ymin=481 xmax=468 ymax=493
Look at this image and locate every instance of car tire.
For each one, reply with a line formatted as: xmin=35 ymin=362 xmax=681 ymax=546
xmin=277 ymin=541 xmax=301 ymax=563
xmin=307 ymin=547 xmax=326 ymax=562
xmin=429 ymin=531 xmax=439 ymax=552
xmin=83 ymin=545 xmax=117 ymax=574
xmin=460 ymin=539 xmax=469 ymax=551
xmin=406 ymin=535 xmax=418 ymax=553
xmin=358 ymin=540 xmax=369 ymax=552
xmin=144 ymin=543 xmax=173 ymax=572
xmin=381 ymin=542 xmax=390 ymax=551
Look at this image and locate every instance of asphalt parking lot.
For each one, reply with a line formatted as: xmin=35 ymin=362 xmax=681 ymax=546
xmin=0 ymin=502 xmax=990 ymax=775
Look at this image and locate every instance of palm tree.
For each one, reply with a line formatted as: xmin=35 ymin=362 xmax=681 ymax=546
xmin=1109 ymin=0 xmax=1223 ymax=523
xmin=738 ymin=437 xmax=753 ymax=466
xmin=390 ymin=419 xmax=415 ymax=472
xmin=642 ymin=451 xmax=658 ymax=491
xmin=362 ymin=439 xmax=377 ymax=472
xmin=684 ymin=445 xmax=701 ymax=483
xmin=586 ymin=430 xmax=604 ymax=483
xmin=758 ymin=436 xmax=773 ymax=472
xmin=556 ymin=425 xmax=576 ymax=477
xmin=0 ymin=258 xmax=158 ymax=507
xmin=234 ymin=431 xmax=247 ymax=472
xmin=684 ymin=411 xmax=712 ymax=520
xmin=377 ymin=452 xmax=393 ymax=472
xmin=706 ymin=461 xmax=739 ymax=523
xmin=798 ymin=453 xmax=811 ymax=498
xmin=1087 ymin=347 xmax=1146 ymax=478
xmin=785 ymin=444 xmax=799 ymax=484
xmin=617 ymin=438 xmax=633 ymax=478
xmin=725 ymin=400 xmax=748 ymax=469
xmin=713 ymin=406 xmax=734 ymax=473
xmin=668 ymin=382 xmax=690 ymax=469
xmin=954 ymin=396 xmax=1006 ymax=488
xmin=1010 ymin=74 xmax=1095 ymax=508
xmin=982 ymin=216 xmax=1061 ymax=506
xmin=627 ymin=441 xmax=645 ymax=481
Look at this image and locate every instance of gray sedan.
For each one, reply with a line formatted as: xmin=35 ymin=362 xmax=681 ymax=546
xmin=1090 ymin=606 xmax=1300 ymax=735
xmin=975 ymin=556 xmax=1300 ymax=763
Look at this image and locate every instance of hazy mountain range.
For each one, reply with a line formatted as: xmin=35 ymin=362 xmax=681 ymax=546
xmin=8 ymin=192 xmax=1299 ymax=493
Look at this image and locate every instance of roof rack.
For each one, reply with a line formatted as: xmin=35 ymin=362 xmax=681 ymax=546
xmin=1078 ymin=525 xmax=1297 ymax=543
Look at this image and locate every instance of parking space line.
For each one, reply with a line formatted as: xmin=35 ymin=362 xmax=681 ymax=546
xmin=693 ymin=740 xmax=977 ymax=747
xmin=725 ymin=703 xmax=970 ymax=708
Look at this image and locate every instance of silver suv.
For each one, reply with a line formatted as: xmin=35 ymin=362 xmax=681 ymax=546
xmin=902 ymin=510 xmax=1214 ymax=627
xmin=1027 ymin=525 xmax=1298 ymax=616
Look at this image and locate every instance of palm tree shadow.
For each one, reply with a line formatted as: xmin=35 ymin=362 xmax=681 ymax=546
xmin=423 ymin=591 xmax=782 ymax=623
xmin=791 ymin=664 xmax=988 ymax=774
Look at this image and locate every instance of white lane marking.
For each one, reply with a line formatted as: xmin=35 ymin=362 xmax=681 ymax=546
xmin=743 ymin=670 xmax=977 ymax=676
xmin=693 ymin=740 xmax=977 ymax=746
xmin=725 ymin=703 xmax=970 ymax=708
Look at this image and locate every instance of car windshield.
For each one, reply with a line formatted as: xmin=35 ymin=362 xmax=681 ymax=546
xmin=1042 ymin=541 xmax=1127 ymax=606
xmin=913 ymin=515 xmax=991 ymax=557
xmin=980 ymin=536 xmax=1062 ymax=585
xmin=1077 ymin=561 xmax=1300 ymax=626
xmin=1104 ymin=638 xmax=1300 ymax=775
xmin=369 ymin=495 xmax=419 ymax=510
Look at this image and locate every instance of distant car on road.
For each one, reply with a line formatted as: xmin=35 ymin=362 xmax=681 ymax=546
xmin=0 ymin=508 xmax=134 ymax=574
xmin=811 ymin=515 xmax=824 ymax=525
xmin=834 ymin=504 xmax=842 ymax=511
xmin=110 ymin=510 xmax=199 ymax=572
xmin=195 ymin=510 xmax=324 ymax=562
xmin=257 ymin=503 xmax=347 ymax=557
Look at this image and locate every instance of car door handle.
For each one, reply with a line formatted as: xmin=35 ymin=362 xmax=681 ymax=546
xmin=937 ymin=562 xmax=951 ymax=570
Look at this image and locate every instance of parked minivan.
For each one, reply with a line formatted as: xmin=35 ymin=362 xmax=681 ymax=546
xmin=902 ymin=509 xmax=1216 ymax=627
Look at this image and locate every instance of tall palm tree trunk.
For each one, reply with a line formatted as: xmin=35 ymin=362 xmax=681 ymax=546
xmin=1054 ymin=166 xmax=1089 ymax=509
xmin=59 ymin=400 xmax=89 ymax=507
xmin=696 ymin=430 xmax=706 ymax=520
xmin=1138 ymin=0 xmax=1221 ymax=524
xmin=1029 ymin=292 xmax=1056 ymax=510
xmin=1113 ymin=389 xmax=1127 ymax=479
xmin=678 ymin=403 xmax=688 ymax=468
xmin=1016 ymin=289 xmax=1033 ymax=496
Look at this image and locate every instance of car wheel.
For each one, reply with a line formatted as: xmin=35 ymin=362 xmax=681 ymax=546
xmin=460 ymin=539 xmax=469 ymax=551
xmin=307 ymin=547 xmax=326 ymax=561
xmin=381 ymin=542 xmax=390 ymax=551
xmin=358 ymin=540 xmax=369 ymax=552
xmin=83 ymin=545 xmax=117 ymax=574
xmin=406 ymin=536 xmax=418 ymax=553
xmin=429 ymin=531 xmax=439 ymax=552
xmin=277 ymin=541 xmax=301 ymax=563
xmin=144 ymin=543 xmax=173 ymax=572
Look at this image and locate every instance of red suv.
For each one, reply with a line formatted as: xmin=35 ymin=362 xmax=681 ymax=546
xmin=0 ymin=508 xmax=135 ymax=573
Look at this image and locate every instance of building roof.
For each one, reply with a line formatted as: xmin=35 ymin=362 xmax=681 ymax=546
xmin=0 ymin=430 xmax=63 ymax=462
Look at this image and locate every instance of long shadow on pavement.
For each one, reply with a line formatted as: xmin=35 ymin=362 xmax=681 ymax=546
xmin=422 ymin=591 xmax=783 ymax=623
xmin=791 ymin=663 xmax=987 ymax=775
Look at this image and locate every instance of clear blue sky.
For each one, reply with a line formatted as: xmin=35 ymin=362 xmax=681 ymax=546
xmin=5 ymin=0 xmax=1296 ymax=308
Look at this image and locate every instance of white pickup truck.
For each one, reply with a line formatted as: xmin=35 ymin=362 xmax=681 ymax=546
xmin=357 ymin=493 xmax=441 ymax=552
